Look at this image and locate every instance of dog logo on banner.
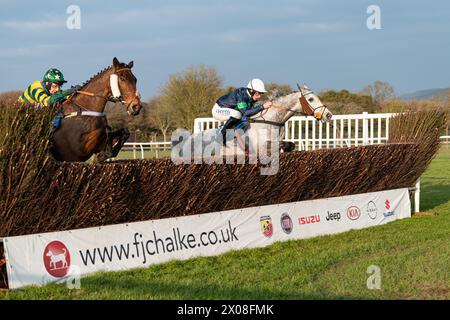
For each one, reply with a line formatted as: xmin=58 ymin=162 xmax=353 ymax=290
xmin=43 ymin=241 xmax=71 ymax=278
xmin=260 ymin=216 xmax=273 ymax=238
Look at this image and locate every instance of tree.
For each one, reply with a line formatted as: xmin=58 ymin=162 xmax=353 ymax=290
xmin=361 ymin=81 xmax=395 ymax=103
xmin=431 ymin=88 xmax=450 ymax=104
xmin=379 ymin=99 xmax=410 ymax=113
xmin=105 ymin=101 xmax=128 ymax=129
xmin=265 ymin=83 xmax=293 ymax=100
xmin=0 ymin=91 xmax=22 ymax=108
xmin=159 ymin=65 xmax=223 ymax=131
xmin=319 ymin=89 xmax=380 ymax=114
xmin=219 ymin=86 xmax=236 ymax=96
xmin=0 ymin=91 xmax=22 ymax=139
xmin=105 ymin=100 xmax=156 ymax=141
xmin=147 ymin=96 xmax=174 ymax=142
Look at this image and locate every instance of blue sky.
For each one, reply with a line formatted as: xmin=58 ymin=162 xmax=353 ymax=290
xmin=1 ymin=0 xmax=449 ymax=99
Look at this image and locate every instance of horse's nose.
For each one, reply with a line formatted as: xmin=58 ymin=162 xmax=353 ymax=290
xmin=131 ymin=103 xmax=142 ymax=116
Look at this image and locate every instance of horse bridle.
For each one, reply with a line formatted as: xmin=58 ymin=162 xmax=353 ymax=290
xmin=298 ymin=90 xmax=329 ymax=120
xmin=107 ymin=67 xmax=141 ymax=108
xmin=64 ymin=67 xmax=140 ymax=114
xmin=250 ymin=93 xmax=327 ymax=127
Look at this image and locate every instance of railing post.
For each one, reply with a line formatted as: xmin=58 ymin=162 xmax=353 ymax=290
xmin=140 ymin=144 xmax=144 ymax=159
xmin=447 ymin=126 xmax=449 ymax=149
xmin=362 ymin=112 xmax=369 ymax=145
xmin=414 ymin=178 xmax=421 ymax=213
xmin=193 ymin=119 xmax=200 ymax=134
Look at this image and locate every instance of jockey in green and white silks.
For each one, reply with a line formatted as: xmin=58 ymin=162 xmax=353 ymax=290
xmin=17 ymin=68 xmax=79 ymax=108
xmin=212 ymin=78 xmax=273 ymax=141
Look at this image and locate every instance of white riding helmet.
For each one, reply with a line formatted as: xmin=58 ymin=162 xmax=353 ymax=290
xmin=247 ymin=78 xmax=267 ymax=93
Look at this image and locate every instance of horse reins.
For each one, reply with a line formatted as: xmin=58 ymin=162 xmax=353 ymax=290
xmin=62 ymin=67 xmax=138 ymax=117
xmin=250 ymin=97 xmax=320 ymax=127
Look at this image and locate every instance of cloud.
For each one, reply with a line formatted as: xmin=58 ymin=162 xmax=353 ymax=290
xmin=1 ymin=18 xmax=65 ymax=32
xmin=0 ymin=44 xmax=63 ymax=58
xmin=217 ymin=22 xmax=347 ymax=44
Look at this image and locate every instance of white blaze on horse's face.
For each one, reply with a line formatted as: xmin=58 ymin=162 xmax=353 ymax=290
xmin=110 ymin=74 xmax=121 ymax=98
xmin=111 ymin=57 xmax=143 ymax=116
xmin=299 ymin=84 xmax=333 ymax=123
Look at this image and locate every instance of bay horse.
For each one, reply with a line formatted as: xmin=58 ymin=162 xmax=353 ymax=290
xmin=50 ymin=57 xmax=142 ymax=162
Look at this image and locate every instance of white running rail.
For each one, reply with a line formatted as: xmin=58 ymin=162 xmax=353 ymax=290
xmin=122 ymin=142 xmax=172 ymax=159
xmin=194 ymin=112 xmax=395 ymax=151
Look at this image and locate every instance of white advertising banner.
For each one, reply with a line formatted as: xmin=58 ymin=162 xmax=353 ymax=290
xmin=3 ymin=188 xmax=411 ymax=289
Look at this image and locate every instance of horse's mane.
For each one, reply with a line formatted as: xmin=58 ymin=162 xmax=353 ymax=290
xmin=271 ymin=91 xmax=300 ymax=107
xmin=80 ymin=66 xmax=111 ymax=88
xmin=248 ymin=91 xmax=300 ymax=121
xmin=79 ymin=61 xmax=129 ymax=89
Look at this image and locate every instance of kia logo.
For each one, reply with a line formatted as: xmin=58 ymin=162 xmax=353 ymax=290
xmin=347 ymin=206 xmax=361 ymax=220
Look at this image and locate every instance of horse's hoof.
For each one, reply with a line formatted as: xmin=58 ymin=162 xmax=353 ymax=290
xmin=95 ymin=152 xmax=111 ymax=163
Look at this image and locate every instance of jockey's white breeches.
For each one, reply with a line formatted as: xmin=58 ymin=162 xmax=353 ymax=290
xmin=212 ymin=103 xmax=242 ymax=122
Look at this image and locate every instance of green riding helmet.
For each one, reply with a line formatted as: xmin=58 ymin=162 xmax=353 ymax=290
xmin=43 ymin=68 xmax=67 ymax=85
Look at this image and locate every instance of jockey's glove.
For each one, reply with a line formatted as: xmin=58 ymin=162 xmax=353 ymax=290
xmin=49 ymin=91 xmax=66 ymax=106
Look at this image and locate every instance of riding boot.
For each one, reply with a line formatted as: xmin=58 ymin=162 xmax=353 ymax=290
xmin=235 ymin=115 xmax=250 ymax=131
xmin=220 ymin=117 xmax=240 ymax=146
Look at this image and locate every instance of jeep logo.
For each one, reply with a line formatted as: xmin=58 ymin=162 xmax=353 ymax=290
xmin=325 ymin=211 xmax=341 ymax=221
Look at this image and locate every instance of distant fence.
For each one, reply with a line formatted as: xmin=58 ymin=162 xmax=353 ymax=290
xmin=195 ymin=113 xmax=449 ymax=150
xmin=194 ymin=112 xmax=395 ymax=151
xmin=441 ymin=135 xmax=450 ymax=144
xmin=121 ymin=142 xmax=171 ymax=159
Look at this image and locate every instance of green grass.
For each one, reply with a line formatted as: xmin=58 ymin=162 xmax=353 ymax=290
xmin=2 ymin=147 xmax=449 ymax=300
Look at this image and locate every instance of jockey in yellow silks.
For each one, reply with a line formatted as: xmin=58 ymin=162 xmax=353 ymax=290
xmin=17 ymin=68 xmax=79 ymax=108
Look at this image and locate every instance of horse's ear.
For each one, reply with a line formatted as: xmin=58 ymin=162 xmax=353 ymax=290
xmin=112 ymin=57 xmax=120 ymax=69
xmin=296 ymin=83 xmax=304 ymax=95
xmin=127 ymin=61 xmax=134 ymax=68
xmin=303 ymin=84 xmax=310 ymax=91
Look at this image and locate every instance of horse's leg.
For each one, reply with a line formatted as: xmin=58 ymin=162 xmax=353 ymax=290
xmin=280 ymin=141 xmax=296 ymax=152
xmin=93 ymin=142 xmax=110 ymax=163
xmin=94 ymin=127 xmax=130 ymax=162
xmin=110 ymin=128 xmax=130 ymax=157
